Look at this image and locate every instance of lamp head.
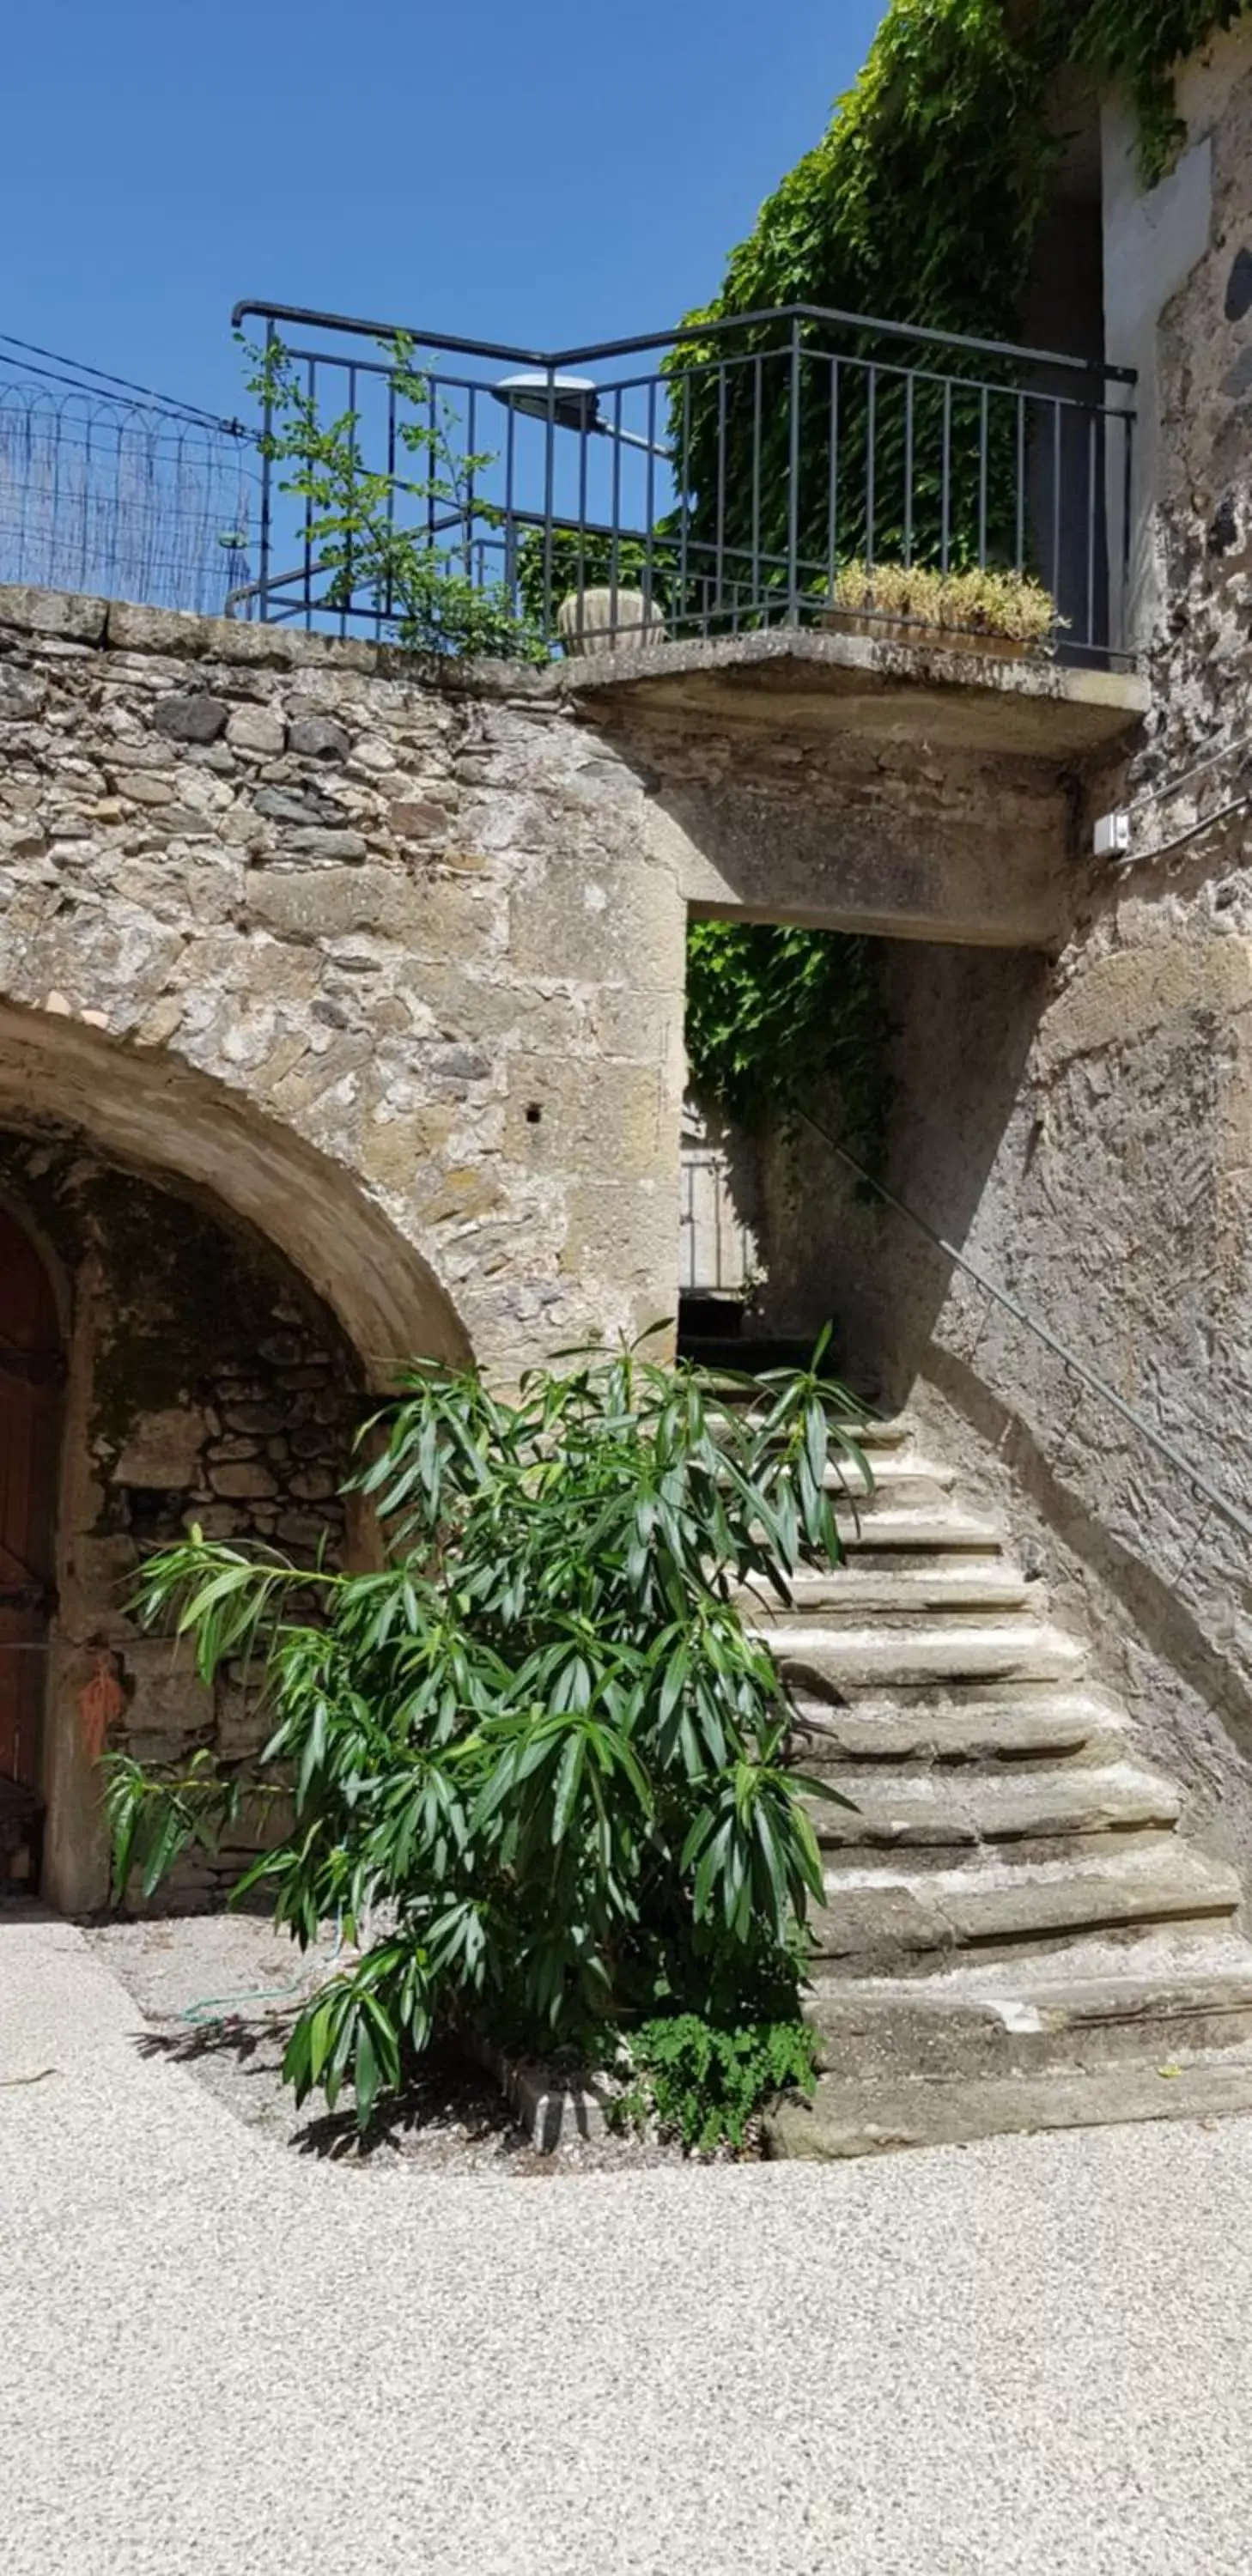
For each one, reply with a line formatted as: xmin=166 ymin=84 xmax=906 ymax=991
xmin=491 ymin=372 xmax=603 ymax=435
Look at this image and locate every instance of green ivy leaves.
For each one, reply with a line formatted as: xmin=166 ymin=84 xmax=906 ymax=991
xmin=684 ymin=920 xmax=893 ymax=1162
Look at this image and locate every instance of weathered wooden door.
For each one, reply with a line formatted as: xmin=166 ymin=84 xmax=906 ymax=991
xmin=0 ymin=1209 xmax=62 ymax=1795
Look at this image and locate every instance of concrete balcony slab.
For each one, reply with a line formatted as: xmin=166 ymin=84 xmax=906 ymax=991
xmin=558 ymin=627 xmax=1150 ymax=760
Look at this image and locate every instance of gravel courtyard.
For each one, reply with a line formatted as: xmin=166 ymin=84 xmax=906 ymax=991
xmin=6 ymin=1903 xmax=1252 ymax=2575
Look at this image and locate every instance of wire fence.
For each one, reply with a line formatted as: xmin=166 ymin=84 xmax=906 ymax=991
xmin=0 ymin=368 xmax=260 ymax=617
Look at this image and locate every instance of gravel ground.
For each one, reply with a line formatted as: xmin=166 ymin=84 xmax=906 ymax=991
xmin=9 ymin=1905 xmax=1252 ymax=2575
xmin=87 ymin=1911 xmax=692 ymax=2174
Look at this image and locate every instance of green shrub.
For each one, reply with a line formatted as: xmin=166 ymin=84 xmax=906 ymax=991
xmin=611 ymin=2012 xmax=819 ymax=2154
xmin=103 ymin=1338 xmax=868 ymax=2129
xmin=246 ymin=331 xmax=542 ymax=661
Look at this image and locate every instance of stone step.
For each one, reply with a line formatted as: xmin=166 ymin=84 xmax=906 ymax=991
xmin=788 ymin=1688 xmax=1127 ymax=1765
xmin=761 ymin=1618 xmax=1087 ymax=1692
xmin=805 ymin=1941 xmax=1252 ymax=2081
xmin=710 ymin=1402 xmax=915 ymax=1451
xmin=825 ymin=1450 xmax=958 ymax=1503
xmin=811 ymin=1838 xmax=1241 ymax=1961
xmin=806 ymin=1758 xmax=1182 ymax=1849
xmin=832 ymin=1500 xmax=1006 ymax=1554
xmin=763 ymin=2050 xmax=1252 ymax=2160
xmin=746 ymin=1564 xmax=1035 ymax=1618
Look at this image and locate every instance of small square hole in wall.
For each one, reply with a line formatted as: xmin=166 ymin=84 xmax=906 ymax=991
xmin=121 ymin=1485 xmax=186 ymax=1541
xmin=526 ymin=1103 xmax=543 ymax=1127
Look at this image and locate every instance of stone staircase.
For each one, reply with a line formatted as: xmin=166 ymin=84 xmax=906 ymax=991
xmin=746 ymin=1413 xmax=1252 ymax=2159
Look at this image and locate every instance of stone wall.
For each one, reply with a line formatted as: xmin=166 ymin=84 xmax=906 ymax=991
xmin=0 ymin=588 xmax=689 ymax=1384
xmin=0 ymin=1133 xmax=362 ymax=1909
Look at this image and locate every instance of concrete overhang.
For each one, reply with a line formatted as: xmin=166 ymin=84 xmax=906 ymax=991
xmin=557 ymin=628 xmax=1150 ymax=760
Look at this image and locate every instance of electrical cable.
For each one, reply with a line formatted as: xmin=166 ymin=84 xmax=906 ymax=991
xmin=0 ymin=330 xmax=252 ymax=439
xmin=1125 ymin=725 xmax=1252 ymax=821
xmin=178 ymin=1920 xmax=345 ymax=2026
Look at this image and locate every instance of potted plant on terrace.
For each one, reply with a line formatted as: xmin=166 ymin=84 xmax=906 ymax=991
xmin=822 ymin=560 xmax=1061 ymax=659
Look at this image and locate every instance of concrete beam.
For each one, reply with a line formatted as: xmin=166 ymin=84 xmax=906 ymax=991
xmin=561 ymin=628 xmax=1150 ymax=761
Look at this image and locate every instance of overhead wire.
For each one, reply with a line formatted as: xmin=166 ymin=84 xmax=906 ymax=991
xmin=0 ymin=329 xmax=253 ymax=439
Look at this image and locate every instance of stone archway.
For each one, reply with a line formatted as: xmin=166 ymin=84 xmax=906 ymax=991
xmin=0 ymin=1097 xmax=474 ymax=1916
xmin=0 ymin=1002 xmax=471 ymax=1388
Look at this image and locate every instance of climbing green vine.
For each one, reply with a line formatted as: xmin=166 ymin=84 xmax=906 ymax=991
xmin=685 ymin=923 xmax=892 ymax=1170
xmin=682 ymin=0 xmax=1248 ymax=1141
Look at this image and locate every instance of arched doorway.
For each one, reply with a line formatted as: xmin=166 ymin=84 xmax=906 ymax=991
xmin=0 ymin=1206 xmax=62 ymax=1887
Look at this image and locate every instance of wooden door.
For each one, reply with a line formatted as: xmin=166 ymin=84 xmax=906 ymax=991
xmin=0 ymin=1209 xmax=62 ymax=1793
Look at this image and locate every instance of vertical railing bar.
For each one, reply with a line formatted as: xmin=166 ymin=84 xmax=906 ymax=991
xmin=787 ymin=318 xmax=801 ymax=621
xmin=1085 ymin=404 xmax=1097 ymax=650
xmin=341 ymin=361 xmax=358 ymax=637
xmin=977 ymin=386 xmax=988 ymax=568
xmin=940 ymin=378 xmax=951 ymax=573
xmin=751 ymin=354 xmax=762 ymax=618
xmin=427 ymin=377 xmax=438 ymax=561
xmin=827 ymin=357 xmax=840 ymax=591
xmin=465 ymin=383 xmax=477 ymax=586
xmin=384 ymin=367 xmax=398 ymax=636
xmin=542 ymin=366 xmax=556 ymax=649
xmin=258 ymin=316 xmax=276 ymax=617
xmin=866 ymin=363 xmax=877 ymax=570
xmin=903 ymin=370 xmax=914 ymax=569
xmin=503 ymin=398 xmax=518 ymax=617
xmin=679 ymin=370 xmax=692 ymax=635
xmin=644 ymin=376 xmax=657 ymax=633
xmin=611 ymin=386 xmax=623 ymax=635
xmin=1121 ymin=405 xmax=1134 ymax=661
xmin=1051 ymin=396 xmax=1062 ymax=629
xmin=715 ymin=361 xmax=727 ymax=624
xmin=576 ymin=406 xmax=588 ymax=638
xmin=1016 ymin=392 xmax=1025 ymax=573
xmin=303 ymin=355 xmax=316 ymax=629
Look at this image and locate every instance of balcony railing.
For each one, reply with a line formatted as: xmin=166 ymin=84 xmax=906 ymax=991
xmin=231 ymin=298 xmax=1137 ymax=668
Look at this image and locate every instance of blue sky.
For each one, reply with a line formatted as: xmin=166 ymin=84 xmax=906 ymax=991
xmin=2 ymin=0 xmax=884 ymax=422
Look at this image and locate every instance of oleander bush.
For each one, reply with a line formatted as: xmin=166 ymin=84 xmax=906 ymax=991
xmin=103 ymin=1338 xmax=870 ymax=2137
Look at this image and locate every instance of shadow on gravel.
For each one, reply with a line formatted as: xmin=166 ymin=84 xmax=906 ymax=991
xmin=137 ymin=2019 xmax=532 ymax=2164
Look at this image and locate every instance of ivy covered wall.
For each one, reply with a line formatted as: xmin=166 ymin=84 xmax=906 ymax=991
xmin=683 ymin=0 xmax=1249 ymax=1174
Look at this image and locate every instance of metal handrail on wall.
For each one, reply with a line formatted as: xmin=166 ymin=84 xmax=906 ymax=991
xmin=230 ymin=296 xmax=1137 ymax=668
xmin=799 ymin=1111 xmax=1252 ymax=1554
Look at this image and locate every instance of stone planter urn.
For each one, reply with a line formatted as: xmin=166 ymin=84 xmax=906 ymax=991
xmin=556 ymin=586 xmax=666 ymax=656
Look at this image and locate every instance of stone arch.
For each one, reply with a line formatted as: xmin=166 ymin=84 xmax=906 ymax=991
xmin=0 ymin=1004 xmax=474 ymax=1915
xmin=0 ymin=1002 xmax=471 ymax=1384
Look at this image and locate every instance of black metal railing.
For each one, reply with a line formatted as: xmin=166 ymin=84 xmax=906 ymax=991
xmin=231 ymin=298 xmax=1137 ymax=666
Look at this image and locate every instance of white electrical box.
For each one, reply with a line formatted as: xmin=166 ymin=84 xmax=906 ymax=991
xmin=1093 ymin=810 xmax=1131 ymax=859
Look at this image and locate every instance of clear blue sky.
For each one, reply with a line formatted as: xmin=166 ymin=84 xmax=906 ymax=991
xmin=2 ymin=0 xmax=884 ymax=422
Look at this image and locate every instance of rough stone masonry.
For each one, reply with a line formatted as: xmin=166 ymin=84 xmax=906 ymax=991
xmin=0 ymin=572 xmax=1140 ymax=1906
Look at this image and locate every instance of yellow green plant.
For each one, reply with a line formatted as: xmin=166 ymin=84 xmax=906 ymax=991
xmin=829 ymin=559 xmax=1060 ymax=646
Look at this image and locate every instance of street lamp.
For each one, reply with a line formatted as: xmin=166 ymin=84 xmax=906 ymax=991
xmin=491 ymin=372 xmax=668 ymax=459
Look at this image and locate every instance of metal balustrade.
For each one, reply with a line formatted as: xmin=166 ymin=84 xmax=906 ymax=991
xmin=231 ymin=298 xmax=1137 ymax=668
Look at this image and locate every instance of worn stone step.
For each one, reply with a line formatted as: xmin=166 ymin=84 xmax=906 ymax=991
xmin=805 ymin=1944 xmax=1252 ymax=2081
xmin=832 ymin=1500 xmax=1006 ymax=1554
xmin=788 ymin=1689 xmax=1127 ymax=1765
xmin=811 ymin=1838 xmax=1241 ymax=1960
xmin=761 ymin=1618 xmax=1087 ymax=1692
xmin=746 ymin=1564 xmax=1034 ymax=1618
xmin=824 ymin=1450 xmax=958 ymax=1504
xmin=806 ymin=1759 xmax=1182 ymax=1849
xmin=710 ymin=1401 xmax=915 ymax=1451
xmin=763 ymin=2050 xmax=1252 ymax=2160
